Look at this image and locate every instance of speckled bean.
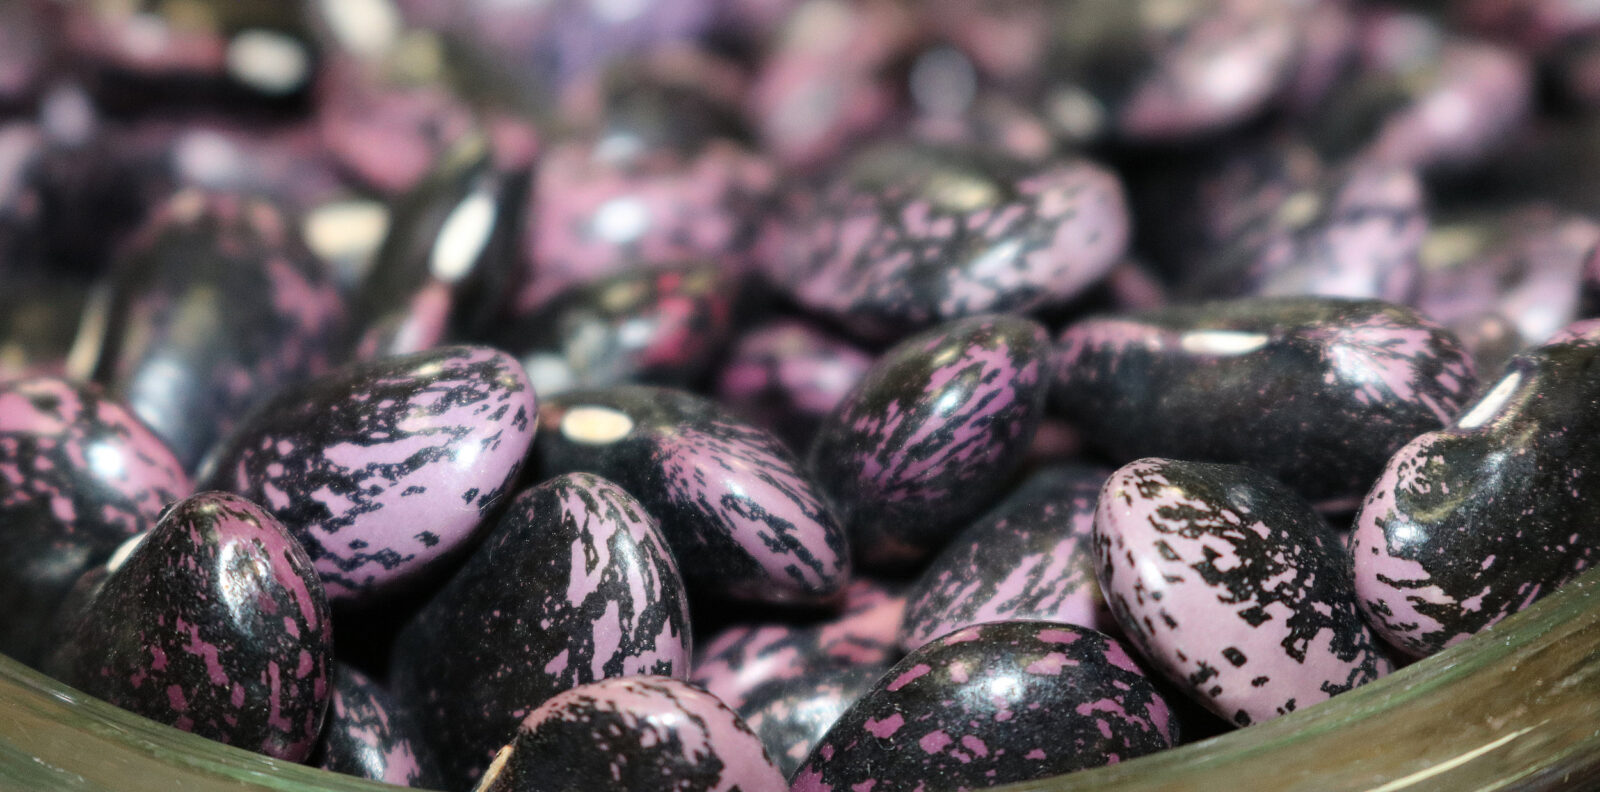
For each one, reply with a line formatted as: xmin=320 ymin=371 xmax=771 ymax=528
xmin=900 ymin=464 xmax=1115 ymax=653
xmin=0 ymin=377 xmax=191 ymax=665
xmin=1095 ymin=458 xmax=1392 ymax=726
xmin=763 ymin=143 xmax=1128 ymax=342
xmin=792 ymin=621 xmax=1177 ymax=791
xmin=474 ymin=676 xmax=786 ymax=792
xmin=44 ymin=492 xmax=332 ymax=761
xmin=391 ymin=472 xmax=691 ymax=789
xmin=1053 ymin=297 xmax=1477 ymax=505
xmin=536 ymin=385 xmax=850 ymax=603
xmin=200 ymin=345 xmax=536 ymax=605
xmin=1352 ymin=319 xmax=1600 ymax=656
xmin=810 ymin=314 xmax=1052 ymax=567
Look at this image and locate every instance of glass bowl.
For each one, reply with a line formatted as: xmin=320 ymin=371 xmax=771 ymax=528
xmin=4 ymin=565 xmax=1600 ymax=792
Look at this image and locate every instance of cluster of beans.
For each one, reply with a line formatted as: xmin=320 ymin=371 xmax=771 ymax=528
xmin=4 ymin=0 xmax=1600 ymax=790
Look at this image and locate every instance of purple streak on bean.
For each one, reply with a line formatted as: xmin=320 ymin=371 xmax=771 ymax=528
xmin=477 ymin=676 xmax=786 ymax=792
xmin=316 ymin=663 xmax=434 ymax=787
xmin=715 ymin=319 xmax=872 ymax=452
xmin=44 ymin=492 xmax=332 ymax=761
xmin=538 ymin=386 xmax=850 ymax=603
xmin=391 ymin=472 xmax=691 ymax=789
xmin=810 ymin=315 xmax=1051 ymax=567
xmin=0 ymin=377 xmax=191 ymax=664
xmin=793 ymin=621 xmax=1175 ymax=792
xmin=201 ymin=345 xmax=535 ymax=604
xmin=90 ymin=190 xmax=344 ymax=471
xmin=692 ymin=579 xmax=905 ymax=711
xmin=900 ymin=465 xmax=1115 ymax=652
xmin=1095 ymin=459 xmax=1391 ymax=727
xmin=765 ymin=143 xmax=1127 ymax=342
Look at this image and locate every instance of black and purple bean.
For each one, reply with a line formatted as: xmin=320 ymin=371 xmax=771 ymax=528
xmin=536 ymin=385 xmax=851 ymax=604
xmin=316 ymin=663 xmax=437 ymax=788
xmin=0 ymin=377 xmax=191 ymax=666
xmin=792 ymin=621 xmax=1178 ymax=792
xmin=809 ymin=314 xmax=1053 ymax=568
xmin=1180 ymin=158 xmax=1427 ymax=304
xmin=84 ymin=189 xmax=345 ymax=471
xmin=692 ymin=579 xmax=905 ymax=711
xmin=349 ymin=133 xmax=530 ymax=359
xmin=1413 ymin=204 xmax=1600 ymax=348
xmin=498 ymin=262 xmax=736 ymax=396
xmin=43 ymin=492 xmax=333 ymax=762
xmin=1053 ymin=297 xmax=1477 ymax=505
xmin=1095 ymin=458 xmax=1392 ymax=726
xmin=513 ymin=136 xmax=774 ymax=314
xmin=200 ymin=344 xmax=536 ymax=605
xmin=737 ymin=664 xmax=882 ymax=778
xmin=474 ymin=676 xmax=787 ymax=792
xmin=1352 ymin=320 xmax=1600 ymax=657
xmin=762 ymin=142 xmax=1128 ymax=342
xmin=390 ymin=472 xmax=691 ymax=789
xmin=899 ymin=464 xmax=1115 ymax=653
xmin=713 ymin=318 xmax=873 ymax=452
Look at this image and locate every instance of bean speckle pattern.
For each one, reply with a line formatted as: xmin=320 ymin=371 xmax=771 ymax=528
xmin=88 ymin=189 xmax=345 ymax=470
xmin=692 ymin=579 xmax=905 ymax=711
xmin=1184 ymin=161 xmax=1427 ymax=303
xmin=764 ymin=143 xmax=1128 ymax=342
xmin=738 ymin=664 xmax=881 ymax=777
xmin=810 ymin=314 xmax=1052 ymax=567
xmin=793 ymin=621 xmax=1177 ymax=792
xmin=475 ymin=676 xmax=787 ymax=792
xmin=714 ymin=319 xmax=873 ymax=453
xmin=201 ymin=345 xmax=536 ymax=605
xmin=900 ymin=464 xmax=1114 ymax=652
xmin=1095 ymin=458 xmax=1392 ymax=726
xmin=537 ymin=386 xmax=850 ymax=603
xmin=44 ymin=492 xmax=333 ymax=761
xmin=391 ymin=472 xmax=691 ymax=789
xmin=0 ymin=377 xmax=191 ymax=665
xmin=1053 ymin=297 xmax=1477 ymax=504
xmin=316 ymin=664 xmax=435 ymax=788
xmin=1353 ymin=320 xmax=1600 ymax=656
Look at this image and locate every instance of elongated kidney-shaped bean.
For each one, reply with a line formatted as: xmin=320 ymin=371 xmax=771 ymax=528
xmin=1095 ymin=458 xmax=1391 ymax=727
xmin=1053 ymin=297 xmax=1476 ymax=505
xmin=537 ymin=386 xmax=850 ymax=604
xmin=391 ymin=472 xmax=690 ymax=789
xmin=810 ymin=314 xmax=1052 ymax=568
xmin=44 ymin=492 xmax=332 ymax=761
xmin=1353 ymin=320 xmax=1600 ymax=656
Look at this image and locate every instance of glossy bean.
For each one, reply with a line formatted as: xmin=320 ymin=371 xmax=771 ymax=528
xmin=1095 ymin=458 xmax=1392 ymax=726
xmin=474 ymin=676 xmax=786 ymax=792
xmin=793 ymin=621 xmax=1177 ymax=791
xmin=200 ymin=345 xmax=536 ymax=605
xmin=537 ymin=386 xmax=850 ymax=603
xmin=809 ymin=314 xmax=1054 ymax=567
xmin=1053 ymin=297 xmax=1477 ymax=505
xmin=44 ymin=492 xmax=333 ymax=761
xmin=391 ymin=472 xmax=691 ymax=789
xmin=1352 ymin=320 xmax=1600 ymax=656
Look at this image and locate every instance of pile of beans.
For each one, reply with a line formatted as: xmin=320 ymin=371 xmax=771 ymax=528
xmin=3 ymin=1 xmax=1600 ymax=790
